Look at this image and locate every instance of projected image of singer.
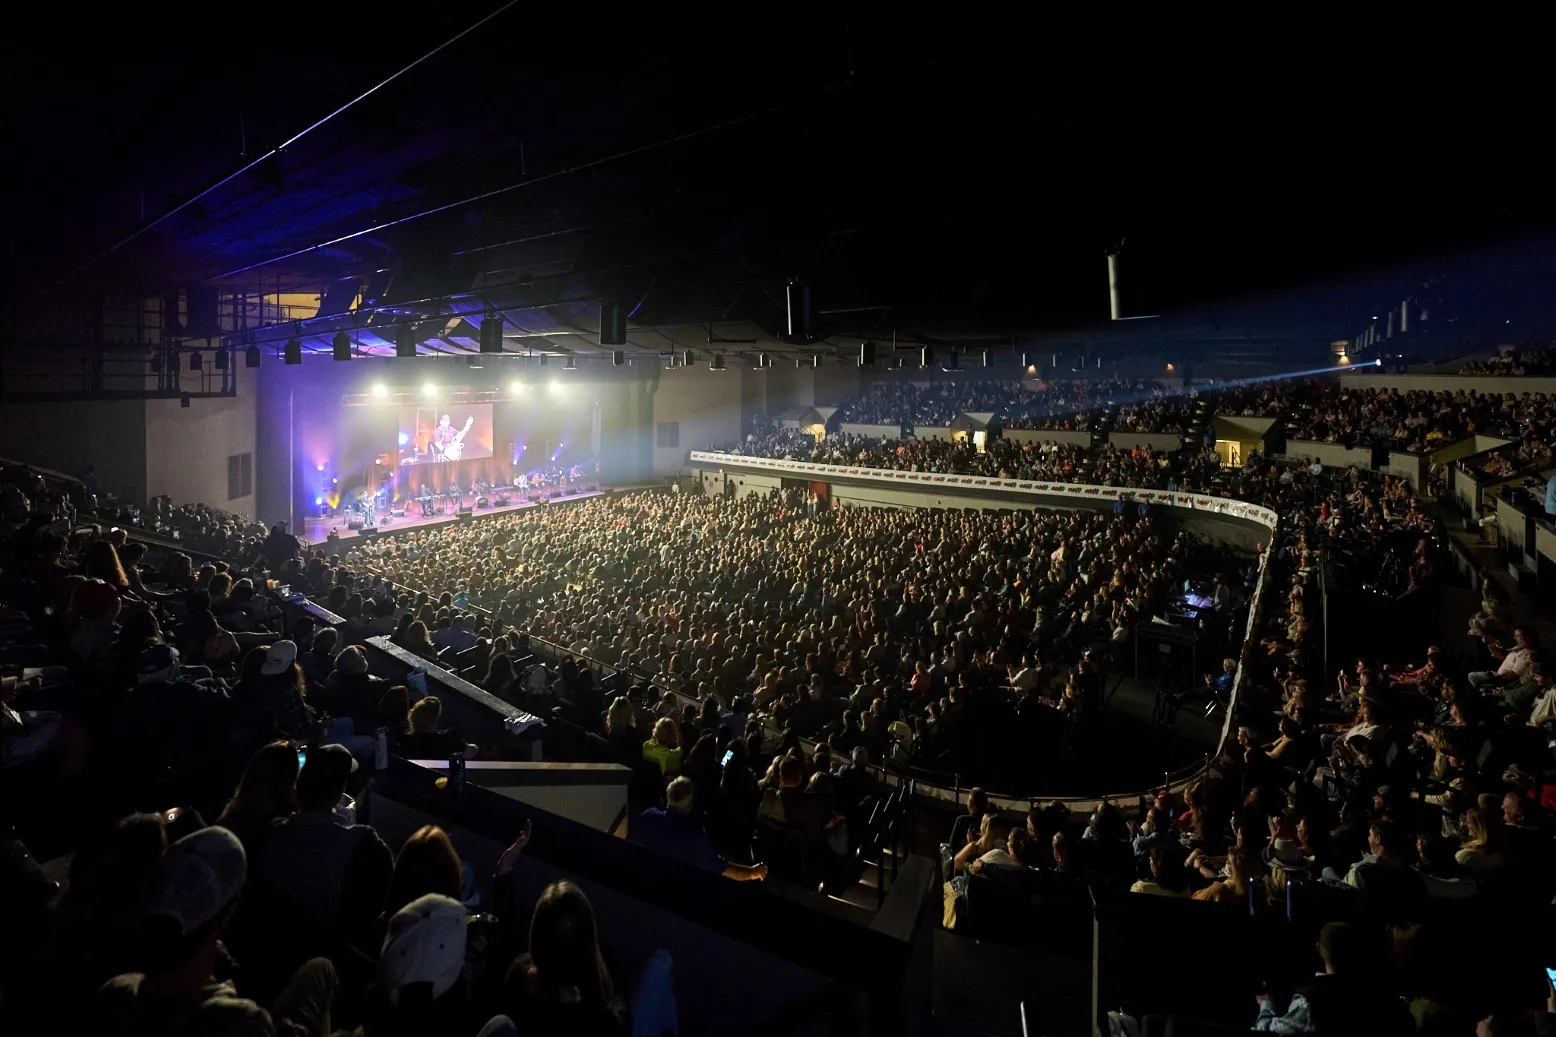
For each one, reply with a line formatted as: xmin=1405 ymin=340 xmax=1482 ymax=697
xmin=430 ymin=413 xmax=474 ymax=462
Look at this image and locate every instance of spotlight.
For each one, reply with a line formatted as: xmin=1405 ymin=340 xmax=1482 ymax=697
xmin=333 ymin=331 xmax=351 ymax=361
xmin=371 ymin=383 xmax=389 ymax=399
xmin=422 ymin=382 xmax=438 ymax=397
xmin=316 ymin=464 xmax=325 ymax=472
xmin=1373 ymin=358 xmax=1383 ymax=367
xmin=549 ymin=379 xmax=562 ymax=394
xmin=245 ymin=346 xmax=261 ymax=368
xmin=284 ymin=339 xmax=302 ymax=365
xmin=189 ymin=351 xmax=203 ymax=371
xmin=508 ymin=380 xmax=525 ymax=394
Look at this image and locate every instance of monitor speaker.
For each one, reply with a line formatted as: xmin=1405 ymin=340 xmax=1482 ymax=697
xmin=458 ymin=506 xmax=473 ymax=520
xmin=360 ymin=526 xmax=378 ymax=536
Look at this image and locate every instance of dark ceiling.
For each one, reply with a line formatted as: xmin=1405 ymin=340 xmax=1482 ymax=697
xmin=6 ymin=6 xmax=1554 ymax=354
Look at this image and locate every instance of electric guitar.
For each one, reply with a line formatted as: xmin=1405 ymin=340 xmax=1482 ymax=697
xmin=441 ymin=416 xmax=475 ymax=461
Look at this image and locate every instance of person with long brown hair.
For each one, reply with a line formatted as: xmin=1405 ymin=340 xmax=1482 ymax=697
xmin=384 ymin=825 xmax=463 ymax=918
xmin=216 ymin=740 xmax=299 ymax=860
xmin=504 ymin=881 xmax=627 ymax=1037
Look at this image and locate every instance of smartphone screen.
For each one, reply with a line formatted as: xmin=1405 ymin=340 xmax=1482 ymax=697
xmin=297 ymin=748 xmax=308 ymax=769
xmin=1545 ymin=966 xmax=1556 ymax=991
xmin=720 ymin=750 xmax=734 ymax=769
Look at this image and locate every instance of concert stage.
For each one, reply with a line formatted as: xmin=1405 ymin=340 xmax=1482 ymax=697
xmin=300 ymin=488 xmax=609 ymax=545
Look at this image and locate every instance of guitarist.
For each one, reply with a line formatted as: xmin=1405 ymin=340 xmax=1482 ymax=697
xmin=432 ymin=413 xmax=475 ymax=461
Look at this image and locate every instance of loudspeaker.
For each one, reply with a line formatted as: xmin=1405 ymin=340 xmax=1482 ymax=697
xmin=360 ymin=526 xmax=378 ymax=536
xmin=475 ymin=496 xmax=490 ymax=509
xmin=396 ymin=324 xmax=416 ymax=358
xmin=390 ymin=507 xmax=406 ymax=517
xmin=710 ymin=354 xmax=725 ymax=371
xmin=480 ymin=317 xmax=504 ymax=354
xmin=786 ymin=278 xmax=814 ymax=342
xmin=284 ymin=339 xmax=302 ymax=365
xmin=612 ymin=350 xmax=625 ymax=366
xmin=681 ymin=349 xmax=695 ymax=367
xmin=347 ymin=517 xmax=365 ymax=530
xmin=186 ymin=286 xmax=221 ymax=337
xmin=245 ymin=346 xmax=261 ymax=368
xmin=600 ymin=302 xmax=626 ymax=346
xmin=333 ymin=331 xmax=352 ymax=361
xmin=458 ymin=506 xmax=473 ymax=520
xmin=859 ymin=341 xmax=875 ymax=366
xmin=494 ymin=494 xmax=510 ymax=507
xmin=214 ymin=349 xmax=229 ymax=370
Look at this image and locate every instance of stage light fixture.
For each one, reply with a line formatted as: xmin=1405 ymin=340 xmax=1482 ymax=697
xmin=758 ymin=352 xmax=772 ymax=369
xmin=920 ymin=345 xmax=934 ymax=368
xmin=564 ymin=356 xmax=577 ymax=370
xmin=371 ymin=383 xmax=389 ymax=399
xmin=189 ymin=350 xmax=203 ymax=371
xmin=422 ymin=382 xmax=438 ymax=397
xmin=981 ymin=349 xmax=990 ymax=368
xmin=612 ymin=350 xmax=625 ymax=366
xmin=245 ymin=346 xmax=261 ymax=368
xmin=682 ymin=350 xmax=695 ymax=367
xmin=810 ymin=354 xmax=822 ymax=369
xmin=548 ymin=379 xmax=562 ymax=395
xmin=333 ymin=331 xmax=351 ymax=361
xmin=317 ymin=464 xmax=325 ymax=472
xmin=284 ymin=339 xmax=302 ymax=365
xmin=508 ymin=381 xmax=525 ymax=394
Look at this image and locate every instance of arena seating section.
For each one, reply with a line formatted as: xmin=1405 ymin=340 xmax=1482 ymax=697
xmin=3 ymin=374 xmax=1555 ymax=1035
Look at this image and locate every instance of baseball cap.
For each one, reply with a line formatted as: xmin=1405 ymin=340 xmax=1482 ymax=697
xmin=144 ymin=826 xmax=247 ymax=936
xmin=137 ymin=643 xmax=179 ymax=681
xmin=379 ymin=894 xmax=469 ymax=1005
xmin=259 ymin=640 xmax=298 ymax=676
xmin=297 ymin=743 xmax=358 ymax=797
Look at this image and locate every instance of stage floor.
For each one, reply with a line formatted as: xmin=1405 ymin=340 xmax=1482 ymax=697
xmin=300 ymin=489 xmax=610 ymax=545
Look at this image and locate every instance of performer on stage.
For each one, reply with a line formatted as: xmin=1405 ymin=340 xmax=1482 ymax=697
xmin=448 ymin=481 xmax=463 ymax=509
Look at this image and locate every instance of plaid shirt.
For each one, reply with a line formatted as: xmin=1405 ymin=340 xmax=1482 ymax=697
xmin=260 ymin=812 xmax=390 ymax=927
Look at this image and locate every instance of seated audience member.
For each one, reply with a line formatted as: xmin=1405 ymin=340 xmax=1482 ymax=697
xmin=1129 ymin=843 xmax=1193 ymax=897
xmin=397 ymin=696 xmax=477 ymax=760
xmin=77 ymin=826 xmax=277 ymax=1034
xmin=505 ymin=881 xmax=676 ymax=1037
xmin=642 ymin=717 xmax=683 ymax=777
xmin=255 ymin=640 xmax=318 ymax=741
xmin=385 ymin=825 xmax=465 ymax=917
xmin=949 ymin=787 xmax=990 ymax=852
xmin=320 ymin=645 xmax=388 ymax=746
xmin=303 ymin=626 xmax=339 ymax=685
xmin=258 ymin=744 xmax=393 ymax=940
xmin=375 ymin=894 xmax=517 ymax=1037
xmin=1253 ymin=921 xmax=1414 ymax=1035
xmin=216 ymin=740 xmax=300 ymax=862
xmin=634 ymin=777 xmax=768 ymax=881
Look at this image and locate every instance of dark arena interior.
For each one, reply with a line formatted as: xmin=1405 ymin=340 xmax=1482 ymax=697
xmin=6 ymin=8 xmax=1556 ymax=1036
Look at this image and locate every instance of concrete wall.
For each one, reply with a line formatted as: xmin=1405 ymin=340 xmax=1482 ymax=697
xmin=831 ymin=483 xmax=1092 ymax=512
xmin=650 ymin=366 xmax=744 ymax=474
xmin=1001 ymin=429 xmax=1093 ymax=447
xmin=1283 ymin=440 xmax=1376 ymax=469
xmin=838 ymin=423 xmax=901 ymax=439
xmin=0 ymin=399 xmax=148 ymax=503
xmin=730 ymin=472 xmax=783 ymax=499
xmin=145 ymin=365 xmax=257 ymax=513
xmin=915 ymin=426 xmax=953 ymax=441
xmin=1107 ymin=432 xmax=1185 ymax=452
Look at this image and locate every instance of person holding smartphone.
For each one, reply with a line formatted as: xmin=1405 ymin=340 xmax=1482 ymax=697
xmin=633 ymin=777 xmax=767 ymax=881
